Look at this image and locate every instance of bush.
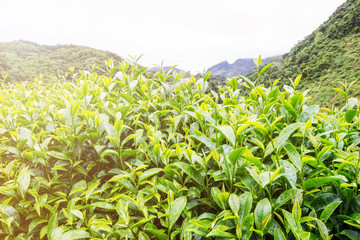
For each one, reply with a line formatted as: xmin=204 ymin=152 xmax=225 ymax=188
xmin=0 ymin=60 xmax=360 ymax=239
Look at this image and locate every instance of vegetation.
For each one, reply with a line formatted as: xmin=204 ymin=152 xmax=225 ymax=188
xmin=1 ymin=57 xmax=360 ymax=240
xmin=0 ymin=41 xmax=123 ymax=82
xmin=250 ymin=0 xmax=360 ymax=106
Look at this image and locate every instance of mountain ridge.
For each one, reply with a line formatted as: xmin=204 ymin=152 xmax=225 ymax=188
xmin=207 ymin=56 xmax=280 ymax=78
xmin=0 ymin=40 xmax=123 ymax=82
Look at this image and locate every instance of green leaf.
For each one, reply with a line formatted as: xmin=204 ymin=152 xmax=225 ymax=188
xmin=18 ymin=171 xmax=30 ymax=198
xmin=341 ymin=230 xmax=360 ymax=240
xmin=247 ymin=121 xmax=267 ymax=132
xmin=144 ymin=224 xmax=169 ymax=240
xmin=228 ymin=147 xmax=246 ymax=166
xmin=29 ymin=218 xmax=47 ymax=233
xmin=283 ymin=141 xmax=302 ymax=171
xmin=320 ymin=201 xmax=341 ymax=223
xmin=119 ymin=93 xmax=135 ymax=104
xmin=211 ymin=125 xmax=236 ymax=147
xmin=243 ymin=155 xmax=262 ymax=169
xmin=85 ymin=181 xmax=100 ymax=202
xmin=242 ymin=213 xmax=254 ymax=240
xmin=138 ymin=168 xmax=163 ymax=183
xmin=315 ymin=219 xmax=328 ymax=240
xmin=168 ymin=196 xmax=187 ymax=231
xmin=274 ymin=228 xmax=286 ymax=240
xmin=47 ymin=151 xmax=68 ymax=160
xmin=254 ymin=198 xmax=272 ymax=232
xmin=255 ymin=87 xmax=267 ymax=100
xmin=211 ymin=187 xmax=223 ymax=210
xmin=70 ymin=101 xmax=81 ymax=116
xmin=116 ymin=200 xmax=128 ymax=220
xmin=229 ymin=194 xmax=240 ymax=216
xmin=276 ymin=123 xmax=303 ymax=150
xmin=293 ymin=74 xmax=302 ymax=88
xmin=246 ymin=167 xmax=262 ymax=186
xmin=91 ymin=202 xmax=116 ymax=210
xmin=240 ymin=76 xmax=255 ymax=89
xmin=218 ymin=192 xmax=230 ymax=210
xmin=80 ymin=81 xmax=89 ymax=97
xmin=55 ymin=230 xmax=90 ymax=240
xmin=274 ymin=188 xmax=300 ymax=210
xmin=311 ymin=193 xmax=340 ymax=212
xmin=345 ymin=109 xmax=357 ymax=123
xmin=239 ymin=192 xmax=253 ymax=223
xmin=174 ymin=162 xmax=204 ymax=187
xmin=280 ymin=160 xmax=297 ymax=188
xmin=259 ymin=63 xmax=274 ymax=77
xmin=303 ymin=175 xmax=347 ymax=190
xmin=70 ymin=210 xmax=83 ymax=220
xmin=196 ymin=109 xmax=216 ymax=125
xmin=139 ymin=231 xmax=151 ymax=240
xmin=0 ymin=205 xmax=20 ymax=225
xmin=282 ymin=209 xmax=302 ymax=233
xmin=333 ymin=88 xmax=347 ymax=98
xmin=47 ymin=213 xmax=58 ymax=240
xmin=283 ymin=99 xmax=297 ymax=120
xmin=207 ymin=225 xmax=236 ymax=238
xmin=203 ymin=71 xmax=211 ymax=81
xmin=190 ymin=129 xmax=216 ymax=150
xmin=117 ymin=179 xmax=137 ymax=193
xmin=298 ymin=105 xmax=319 ymax=122
xmin=100 ymin=149 xmax=119 ymax=161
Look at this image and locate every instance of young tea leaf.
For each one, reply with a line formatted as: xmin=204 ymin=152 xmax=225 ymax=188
xmin=276 ymin=123 xmax=303 ymax=150
xmin=168 ymin=196 xmax=187 ymax=231
xmin=254 ymin=198 xmax=272 ymax=232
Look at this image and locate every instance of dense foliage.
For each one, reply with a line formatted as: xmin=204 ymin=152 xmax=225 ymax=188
xmin=0 ymin=41 xmax=123 ymax=82
xmin=251 ymin=0 xmax=360 ymax=106
xmin=1 ymin=58 xmax=360 ymax=240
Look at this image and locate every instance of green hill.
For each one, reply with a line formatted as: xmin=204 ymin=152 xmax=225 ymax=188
xmin=250 ymin=0 xmax=360 ymax=106
xmin=0 ymin=40 xmax=123 ymax=82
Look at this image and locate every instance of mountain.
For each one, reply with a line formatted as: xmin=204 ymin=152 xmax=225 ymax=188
xmin=207 ymin=56 xmax=279 ymax=78
xmin=146 ymin=65 xmax=185 ymax=73
xmin=0 ymin=40 xmax=123 ymax=82
xmin=251 ymin=0 xmax=360 ymax=106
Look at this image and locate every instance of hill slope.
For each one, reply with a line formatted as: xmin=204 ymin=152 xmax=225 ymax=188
xmin=0 ymin=40 xmax=123 ymax=82
xmin=253 ymin=0 xmax=360 ymax=105
xmin=207 ymin=57 xmax=278 ymax=78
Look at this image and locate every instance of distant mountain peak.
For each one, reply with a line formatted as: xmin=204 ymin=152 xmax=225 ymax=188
xmin=207 ymin=56 xmax=278 ymax=78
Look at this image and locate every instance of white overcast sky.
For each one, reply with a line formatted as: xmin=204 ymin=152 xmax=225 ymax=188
xmin=0 ymin=0 xmax=346 ymax=72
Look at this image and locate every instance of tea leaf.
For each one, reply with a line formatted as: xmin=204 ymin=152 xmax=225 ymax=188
xmin=274 ymin=188 xmax=299 ymax=210
xmin=254 ymin=198 xmax=272 ymax=232
xmin=276 ymin=123 xmax=303 ymax=150
xmin=320 ymin=201 xmax=342 ymax=223
xmin=303 ymin=176 xmax=347 ymax=190
xmin=168 ymin=196 xmax=187 ymax=231
xmin=283 ymin=141 xmax=302 ymax=171
xmin=341 ymin=230 xmax=360 ymax=240
xmin=174 ymin=162 xmax=204 ymax=187
xmin=211 ymin=125 xmax=236 ymax=147
xmin=138 ymin=168 xmax=163 ymax=183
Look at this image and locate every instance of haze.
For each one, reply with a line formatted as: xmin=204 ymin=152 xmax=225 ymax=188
xmin=0 ymin=0 xmax=346 ymax=72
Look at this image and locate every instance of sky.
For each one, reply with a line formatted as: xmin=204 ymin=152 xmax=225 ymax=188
xmin=0 ymin=0 xmax=346 ymax=73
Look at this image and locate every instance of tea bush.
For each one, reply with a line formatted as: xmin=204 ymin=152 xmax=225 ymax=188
xmin=1 ymin=59 xmax=360 ymax=239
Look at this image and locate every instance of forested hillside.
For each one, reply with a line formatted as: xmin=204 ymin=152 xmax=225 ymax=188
xmin=0 ymin=41 xmax=123 ymax=82
xmin=251 ymin=0 xmax=360 ymax=106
